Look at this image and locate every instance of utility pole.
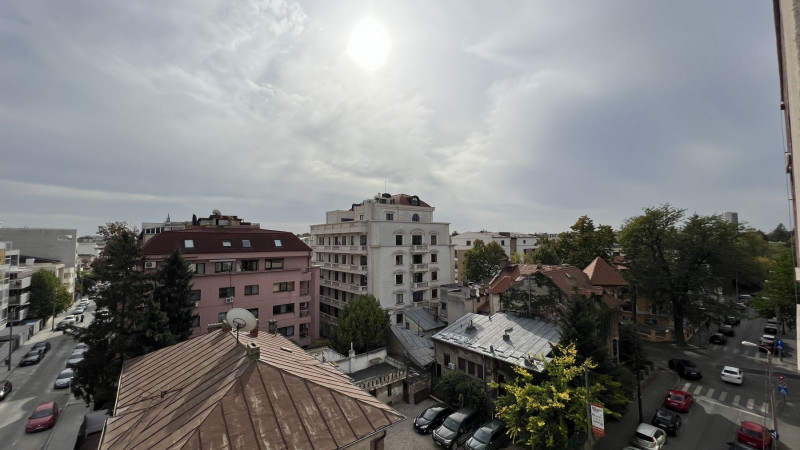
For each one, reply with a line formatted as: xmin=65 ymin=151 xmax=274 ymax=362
xmin=584 ymin=366 xmax=592 ymax=450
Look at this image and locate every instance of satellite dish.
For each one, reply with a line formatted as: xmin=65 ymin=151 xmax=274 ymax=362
xmin=225 ymin=308 xmax=258 ymax=341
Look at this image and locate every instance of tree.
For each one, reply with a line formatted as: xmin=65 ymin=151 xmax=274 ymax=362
xmin=152 ymin=249 xmax=195 ymax=344
xmin=751 ymin=247 xmax=797 ymax=331
xmin=530 ymin=216 xmax=616 ymax=267
xmin=433 ymin=371 xmax=488 ymax=412
xmin=333 ymin=295 xmax=390 ymax=354
xmin=766 ymin=223 xmax=792 ymax=242
xmin=492 ymin=343 xmax=621 ymax=449
xmin=56 ymin=286 xmax=72 ymax=314
xmin=462 ymin=240 xmax=507 ymax=282
xmin=28 ymin=269 xmax=61 ymax=319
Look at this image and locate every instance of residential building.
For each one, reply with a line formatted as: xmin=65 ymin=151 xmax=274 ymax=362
xmin=77 ymin=235 xmax=104 ymax=270
xmin=7 ymin=252 xmax=33 ymax=323
xmin=443 ymin=283 xmax=492 ymax=323
xmin=309 ymin=346 xmax=407 ymax=406
xmin=722 ymin=212 xmax=739 ymax=224
xmin=0 ymin=242 xmax=12 ymax=328
xmin=0 ymin=228 xmax=78 ymax=295
xmin=99 ymin=328 xmax=404 ymax=449
xmin=141 ymin=225 xmax=320 ymax=346
xmin=310 ymin=193 xmax=455 ymax=336
xmin=141 ymin=210 xmax=260 ymax=243
xmin=451 ymin=231 xmax=542 ymax=282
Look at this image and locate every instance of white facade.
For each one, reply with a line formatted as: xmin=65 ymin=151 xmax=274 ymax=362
xmin=0 ymin=229 xmax=77 ymax=295
xmin=310 ymin=193 xmax=454 ymax=335
xmin=451 ymin=231 xmax=544 ymax=282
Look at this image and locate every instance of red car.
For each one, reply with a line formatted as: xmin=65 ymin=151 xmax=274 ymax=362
xmin=737 ymin=421 xmax=772 ymax=449
xmin=664 ymin=389 xmax=693 ymax=412
xmin=25 ymin=401 xmax=59 ymax=433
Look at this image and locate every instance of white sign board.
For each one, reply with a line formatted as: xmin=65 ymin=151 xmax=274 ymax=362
xmin=591 ymin=403 xmax=605 ymax=437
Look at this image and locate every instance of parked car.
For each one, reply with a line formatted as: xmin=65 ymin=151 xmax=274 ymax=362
xmin=720 ymin=324 xmax=735 ymax=336
xmin=668 ymin=359 xmax=702 ymax=380
xmin=32 ymin=342 xmax=52 ymax=354
xmin=66 ymin=353 xmax=85 ymax=368
xmin=19 ymin=349 xmax=45 ymax=366
xmin=737 ymin=421 xmax=771 ymax=449
xmin=74 ymin=343 xmax=89 ymax=352
xmin=710 ymin=333 xmax=727 ymax=345
xmin=724 ymin=316 xmax=740 ymax=325
xmin=73 ymin=307 xmax=85 ymax=315
xmin=735 ymin=302 xmax=747 ymax=311
xmin=664 ymin=389 xmax=693 ymax=412
xmin=432 ymin=408 xmax=480 ymax=449
xmin=25 ymin=401 xmax=60 ymax=433
xmin=721 ymin=366 xmax=744 ymax=385
xmin=727 ymin=441 xmax=759 ymax=450
xmin=759 ymin=335 xmax=777 ymax=353
xmin=464 ymin=419 xmax=508 ymax=450
xmin=764 ymin=318 xmax=778 ymax=334
xmin=632 ymin=423 xmax=667 ymax=449
xmin=54 ymin=368 xmax=75 ymax=389
xmin=414 ymin=403 xmax=453 ymax=434
xmin=0 ymin=380 xmax=12 ymax=400
xmin=650 ymin=408 xmax=681 ymax=436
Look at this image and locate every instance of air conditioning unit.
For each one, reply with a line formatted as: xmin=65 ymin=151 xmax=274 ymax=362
xmin=447 ymin=363 xmax=455 ymax=370
xmin=144 ymin=261 xmax=156 ymax=269
xmin=225 ymin=297 xmax=234 ymax=304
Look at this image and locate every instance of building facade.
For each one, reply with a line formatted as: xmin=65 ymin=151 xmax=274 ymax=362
xmin=141 ymin=226 xmax=320 ymax=346
xmin=310 ymin=193 xmax=455 ymax=336
xmin=0 ymin=228 xmax=78 ymax=296
xmin=451 ymin=231 xmax=544 ymax=283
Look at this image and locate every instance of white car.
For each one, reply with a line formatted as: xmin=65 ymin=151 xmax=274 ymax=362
xmin=721 ymin=366 xmax=743 ymax=385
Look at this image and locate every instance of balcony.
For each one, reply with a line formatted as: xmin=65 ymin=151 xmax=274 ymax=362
xmin=411 ymin=263 xmax=428 ymax=272
xmin=412 ymin=282 xmax=429 ymax=289
xmin=315 ymin=245 xmax=368 ymax=255
xmin=411 ymin=245 xmax=428 ymax=254
xmin=320 ymin=295 xmax=347 ymax=310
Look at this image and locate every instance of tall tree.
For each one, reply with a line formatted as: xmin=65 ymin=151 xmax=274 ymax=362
xmin=766 ymin=223 xmax=792 ymax=242
xmin=751 ymin=247 xmax=797 ymax=331
xmin=530 ymin=216 xmax=616 ymax=268
xmin=462 ymin=239 xmax=507 ymax=282
xmin=334 ymin=295 xmax=390 ymax=354
xmin=28 ymin=269 xmax=61 ymax=319
xmin=433 ymin=371 xmax=488 ymax=412
xmin=152 ymin=249 xmax=195 ymax=344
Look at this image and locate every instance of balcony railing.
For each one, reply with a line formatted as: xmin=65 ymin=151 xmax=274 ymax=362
xmin=412 ymin=282 xmax=429 ymax=289
xmin=411 ymin=245 xmax=428 ymax=253
xmin=411 ymin=263 xmax=428 ymax=272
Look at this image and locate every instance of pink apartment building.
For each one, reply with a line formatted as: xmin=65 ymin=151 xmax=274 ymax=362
xmin=141 ymin=227 xmax=320 ymax=346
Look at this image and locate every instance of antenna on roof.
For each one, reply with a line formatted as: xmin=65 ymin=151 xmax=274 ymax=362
xmin=225 ymin=308 xmax=258 ymax=344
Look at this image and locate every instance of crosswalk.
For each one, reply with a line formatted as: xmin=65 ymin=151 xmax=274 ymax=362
xmin=676 ymin=380 xmax=770 ymax=414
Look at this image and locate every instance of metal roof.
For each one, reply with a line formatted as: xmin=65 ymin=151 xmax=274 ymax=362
xmin=390 ymin=327 xmax=435 ymax=368
xmin=403 ymin=308 xmax=444 ymax=332
xmin=431 ymin=312 xmax=560 ymax=372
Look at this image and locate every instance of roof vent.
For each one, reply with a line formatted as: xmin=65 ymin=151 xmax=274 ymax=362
xmin=246 ymin=342 xmax=260 ymax=360
xmin=503 ymin=333 xmax=510 ymax=341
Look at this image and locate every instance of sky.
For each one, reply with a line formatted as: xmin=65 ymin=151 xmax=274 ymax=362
xmin=0 ymin=1 xmax=792 ymax=238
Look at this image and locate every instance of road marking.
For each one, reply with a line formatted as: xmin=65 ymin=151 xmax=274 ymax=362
xmin=705 ymin=388 xmax=715 ymax=398
xmin=761 ymin=402 xmax=769 ymax=414
xmin=733 ymin=395 xmax=741 ymax=405
xmin=682 ymin=382 xmax=691 ymax=391
xmin=694 ymin=386 xmax=703 ymax=395
xmin=746 ymin=399 xmax=754 ymax=409
xmin=719 ymin=391 xmax=727 ymax=402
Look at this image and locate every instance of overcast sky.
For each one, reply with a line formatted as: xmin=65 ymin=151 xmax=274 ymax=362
xmin=0 ymin=1 xmax=791 ymax=237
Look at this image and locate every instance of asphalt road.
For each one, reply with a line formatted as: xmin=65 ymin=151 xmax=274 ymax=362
xmin=0 ymin=298 xmax=93 ymax=449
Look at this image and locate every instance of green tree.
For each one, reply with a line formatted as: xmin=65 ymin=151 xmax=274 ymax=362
xmin=433 ymin=371 xmax=488 ymax=412
xmin=751 ymin=247 xmax=797 ymax=331
xmin=152 ymin=249 xmax=195 ymax=344
xmin=56 ymin=286 xmax=72 ymax=314
xmin=334 ymin=295 xmax=390 ymax=354
xmin=531 ymin=216 xmax=616 ymax=268
xmin=28 ymin=269 xmax=61 ymax=319
xmin=462 ymin=240 xmax=507 ymax=282
xmin=766 ymin=223 xmax=792 ymax=242
xmin=492 ymin=343 xmax=621 ymax=449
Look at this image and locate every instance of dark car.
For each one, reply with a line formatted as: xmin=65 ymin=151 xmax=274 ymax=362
xmin=54 ymin=368 xmax=75 ymax=389
xmin=720 ymin=324 xmax=735 ymax=336
xmin=668 ymin=359 xmax=702 ymax=380
xmin=432 ymin=408 xmax=480 ymax=449
xmin=464 ymin=419 xmax=508 ymax=450
xmin=66 ymin=354 xmax=84 ymax=369
xmin=19 ymin=349 xmax=45 ymax=366
xmin=0 ymin=380 xmax=12 ymax=400
xmin=724 ymin=316 xmax=740 ymax=326
xmin=651 ymin=408 xmax=681 ymax=435
xmin=710 ymin=333 xmax=727 ymax=345
xmin=414 ymin=403 xmax=453 ymax=434
xmin=32 ymin=342 xmax=52 ymax=354
xmin=26 ymin=401 xmax=59 ymax=433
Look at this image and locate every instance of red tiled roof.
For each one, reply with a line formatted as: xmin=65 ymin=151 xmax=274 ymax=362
xmin=101 ymin=331 xmax=403 ymax=450
xmin=583 ymin=257 xmax=628 ymax=287
xmin=141 ymin=228 xmax=310 ymax=256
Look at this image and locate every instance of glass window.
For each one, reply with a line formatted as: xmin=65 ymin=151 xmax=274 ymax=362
xmin=190 ymin=290 xmax=201 ymax=302
xmin=215 ymin=262 xmax=233 ymax=273
xmin=265 ymin=259 xmax=284 ymax=270
xmin=432 ymin=271 xmax=438 ymax=281
xmin=273 ymin=303 xmax=295 ymax=314
xmin=466 ymin=240 xmax=471 ymax=246
xmin=247 ymin=308 xmax=259 ymax=318
xmin=223 ymin=240 xmax=232 ymax=247
xmin=360 ymin=235 xmax=367 ymax=245
xmin=274 ymin=239 xmax=283 ymax=247
xmin=189 ymin=263 xmax=205 ymax=274
xmin=412 ymin=235 xmax=423 ymax=245
xmin=184 ymin=240 xmax=194 ymax=248
xmin=395 ymin=235 xmax=403 ymax=245
xmin=278 ymin=326 xmax=294 ymax=336
xmin=395 ymin=255 xmax=403 ymax=265
xmin=386 ymin=213 xmax=394 ymax=221
xmin=413 ymin=273 xmax=423 ymax=283
xmin=395 ymin=274 xmax=403 ymax=285
xmin=244 ymin=285 xmax=259 ymax=295
xmin=273 ymin=281 xmax=295 ymax=292
xmin=242 ymin=239 xmax=251 ymax=247
xmin=396 ymin=314 xmax=403 ymax=324
xmin=432 ymin=288 xmax=438 ymax=299
xmin=218 ymin=312 xmax=227 ymax=322
xmin=191 ymin=315 xmax=200 ymax=327
xmin=413 ymin=254 xmax=422 ymax=264
xmin=241 ymin=260 xmax=258 ymax=271
xmin=218 ymin=287 xmax=235 ymax=298
xmin=412 ymin=214 xmax=419 ymax=222
xmin=431 ymin=254 xmax=438 ymax=263
xmin=396 ymin=293 xmax=404 ymax=304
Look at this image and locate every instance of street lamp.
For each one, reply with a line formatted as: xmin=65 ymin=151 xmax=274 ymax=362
xmin=742 ymin=340 xmax=777 ymax=449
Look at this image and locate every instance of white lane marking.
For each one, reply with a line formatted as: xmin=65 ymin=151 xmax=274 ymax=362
xmin=705 ymin=388 xmax=715 ymax=398
xmin=694 ymin=386 xmax=703 ymax=395
xmin=682 ymin=383 xmax=691 ymax=391
xmin=719 ymin=391 xmax=727 ymax=402
xmin=746 ymin=398 xmax=754 ymax=409
xmin=733 ymin=395 xmax=741 ymax=405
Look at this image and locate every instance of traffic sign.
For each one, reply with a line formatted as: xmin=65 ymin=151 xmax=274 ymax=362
xmin=770 ymin=429 xmax=779 ymax=439
xmin=776 ymin=339 xmax=784 ymax=350
xmin=778 ymin=374 xmax=785 ymax=381
xmin=778 ymin=385 xmax=788 ymax=395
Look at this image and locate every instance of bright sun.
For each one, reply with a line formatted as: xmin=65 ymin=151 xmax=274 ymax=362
xmin=347 ymin=18 xmax=390 ymax=71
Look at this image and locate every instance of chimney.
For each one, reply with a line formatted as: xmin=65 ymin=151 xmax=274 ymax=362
xmin=246 ymin=342 xmax=260 ymax=360
xmin=249 ymin=328 xmax=259 ymax=337
xmin=268 ymin=319 xmax=278 ymax=334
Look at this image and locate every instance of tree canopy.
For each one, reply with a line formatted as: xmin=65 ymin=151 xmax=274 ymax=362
xmin=333 ymin=294 xmax=390 ymax=354
xmin=433 ymin=370 xmax=488 ymax=413
xmin=28 ymin=269 xmax=63 ymax=319
xmin=751 ymin=247 xmax=797 ymax=331
xmin=152 ymin=248 xmax=195 ymax=344
xmin=462 ymin=239 xmax=507 ymax=282
xmin=530 ymin=216 xmax=616 ymax=268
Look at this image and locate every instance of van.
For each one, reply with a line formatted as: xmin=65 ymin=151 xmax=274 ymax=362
xmin=632 ymin=423 xmax=667 ymax=449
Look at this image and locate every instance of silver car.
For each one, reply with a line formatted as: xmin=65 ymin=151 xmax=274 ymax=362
xmin=54 ymin=368 xmax=74 ymax=389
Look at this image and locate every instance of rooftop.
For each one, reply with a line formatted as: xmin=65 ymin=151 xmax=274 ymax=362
xmin=389 ymin=327 xmax=435 ymax=368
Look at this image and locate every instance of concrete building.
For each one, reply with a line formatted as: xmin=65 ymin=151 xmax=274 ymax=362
xmin=141 ymin=211 xmax=260 ymax=243
xmin=0 ymin=228 xmax=78 ymax=296
xmin=141 ymin=225 xmax=320 ymax=347
xmin=310 ymin=193 xmax=455 ymax=336
xmin=722 ymin=211 xmax=739 ymax=224
xmin=451 ymin=231 xmax=545 ymax=283
xmin=76 ymin=235 xmax=104 ymax=270
xmin=0 ymin=242 xmax=13 ymax=328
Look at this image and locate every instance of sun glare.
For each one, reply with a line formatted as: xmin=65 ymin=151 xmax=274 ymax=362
xmin=347 ymin=17 xmax=390 ymax=71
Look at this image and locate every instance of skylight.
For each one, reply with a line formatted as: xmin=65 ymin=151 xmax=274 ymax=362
xmin=222 ymin=240 xmax=232 ymax=247
xmin=184 ymin=240 xmax=194 ymax=248
xmin=274 ymin=239 xmax=283 ymax=247
xmin=242 ymin=240 xmax=251 ymax=248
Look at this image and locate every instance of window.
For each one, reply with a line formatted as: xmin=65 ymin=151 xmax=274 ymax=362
xmin=501 ymin=240 xmax=505 ymax=245
xmin=273 ymin=281 xmax=295 ymax=292
xmin=412 ymin=235 xmax=422 ymax=245
xmin=431 ymin=253 xmax=438 ymax=263
xmin=273 ymin=303 xmax=295 ymax=314
xmin=458 ymin=358 xmax=466 ymax=371
xmin=413 ymin=273 xmax=423 ymax=283
xmin=219 ymin=287 xmax=235 ymax=298
xmin=431 ymin=235 xmax=438 ymax=245
xmin=444 ymin=353 xmax=451 ymax=366
xmin=222 ymin=240 xmax=232 ymax=247
xmin=278 ymin=326 xmax=294 ymax=337
xmin=396 ymin=293 xmax=404 ymax=304
xmin=215 ymin=261 xmax=233 ymax=273
xmin=477 ymin=364 xmax=484 ymax=379
xmin=395 ymin=255 xmax=403 ymax=265
xmin=190 ymin=290 xmax=201 ymax=302
xmin=244 ymin=285 xmax=259 ymax=295
xmin=241 ymin=260 xmax=258 ymax=271
xmin=468 ymin=361 xmax=475 ymax=375
xmin=395 ymin=274 xmax=403 ymax=285
xmin=359 ymin=214 xmax=364 ymax=220
xmin=247 ymin=308 xmax=259 ymax=318
xmin=413 ymin=291 xmax=423 ymax=302
xmin=360 ymin=235 xmax=367 ymax=245
xmin=242 ymin=239 xmax=251 ymax=248
xmin=264 ymin=258 xmax=284 ymax=270
xmin=386 ymin=213 xmax=394 ymax=221
xmin=432 ymin=288 xmax=438 ymax=299
xmin=300 ymin=323 xmax=309 ymax=338
xmin=396 ymin=314 xmax=403 ymax=324
xmin=432 ymin=271 xmax=438 ymax=281
xmin=387 ymin=384 xmax=392 ymax=397
xmin=360 ymin=255 xmax=367 ymax=265
xmin=466 ymin=240 xmax=471 ymax=246
xmin=184 ymin=239 xmax=194 ymax=248
xmin=412 ymin=214 xmax=419 ymax=222
xmin=395 ymin=235 xmax=403 ymax=245
xmin=413 ymin=254 xmax=422 ymax=264
xmin=218 ymin=312 xmax=228 ymax=322
xmin=274 ymin=239 xmax=283 ymax=247
xmin=191 ymin=315 xmax=200 ymax=327
xmin=189 ymin=263 xmax=205 ymax=274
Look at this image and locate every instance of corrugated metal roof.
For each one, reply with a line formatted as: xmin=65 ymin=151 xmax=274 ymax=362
xmin=403 ymin=308 xmax=444 ymax=332
xmin=431 ymin=312 xmax=560 ymax=372
xmin=390 ymin=327 xmax=435 ymax=368
xmin=101 ymin=331 xmax=404 ymax=450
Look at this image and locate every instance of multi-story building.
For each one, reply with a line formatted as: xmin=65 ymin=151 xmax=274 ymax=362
xmin=0 ymin=228 xmax=78 ymax=296
xmin=451 ymin=231 xmax=543 ymax=283
xmin=0 ymin=242 xmax=12 ymax=328
xmin=141 ymin=210 xmax=260 ymax=243
xmin=310 ymin=193 xmax=455 ymax=336
xmin=141 ymin=225 xmax=320 ymax=347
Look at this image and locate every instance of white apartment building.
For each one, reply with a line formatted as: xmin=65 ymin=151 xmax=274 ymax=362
xmin=451 ymin=231 xmax=544 ymax=282
xmin=0 ymin=228 xmax=78 ymax=296
xmin=310 ymin=193 xmax=454 ymax=336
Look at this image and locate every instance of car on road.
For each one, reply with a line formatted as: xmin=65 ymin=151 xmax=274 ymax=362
xmin=54 ymin=368 xmax=75 ymax=389
xmin=73 ymin=307 xmax=85 ymax=315
xmin=724 ymin=316 xmax=740 ymax=325
xmin=663 ymin=389 xmax=693 ymax=412
xmin=737 ymin=421 xmax=771 ymax=449
xmin=721 ymin=366 xmax=744 ymax=385
xmin=66 ymin=353 xmax=85 ymax=368
xmin=19 ymin=348 xmax=45 ymax=366
xmin=710 ymin=333 xmax=727 ymax=345
xmin=758 ymin=335 xmax=777 ymax=353
xmin=413 ymin=403 xmax=453 ymax=434
xmin=25 ymin=401 xmax=60 ymax=433
xmin=0 ymin=380 xmax=12 ymax=400
xmin=464 ymin=419 xmax=508 ymax=450
xmin=735 ymin=302 xmax=747 ymax=311
xmin=764 ymin=318 xmax=778 ymax=334
xmin=650 ymin=408 xmax=681 ymax=436
xmin=720 ymin=324 xmax=735 ymax=336
xmin=74 ymin=343 xmax=89 ymax=352
xmin=32 ymin=341 xmax=52 ymax=354
xmin=432 ymin=407 xmax=480 ymax=449
xmin=668 ymin=359 xmax=702 ymax=380
xmin=632 ymin=423 xmax=667 ymax=449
